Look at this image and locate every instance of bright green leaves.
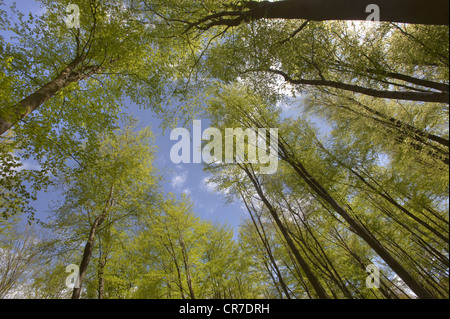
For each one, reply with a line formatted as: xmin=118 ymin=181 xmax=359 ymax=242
xmin=0 ymin=0 xmax=171 ymax=220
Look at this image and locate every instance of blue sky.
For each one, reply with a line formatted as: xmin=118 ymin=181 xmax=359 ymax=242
xmin=126 ymin=104 xmax=249 ymax=233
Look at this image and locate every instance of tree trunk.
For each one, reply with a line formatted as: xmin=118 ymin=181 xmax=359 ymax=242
xmin=243 ymin=165 xmax=331 ymax=299
xmin=71 ymin=186 xmax=114 ymax=299
xmin=0 ymin=55 xmax=101 ymax=136
xmin=244 ymin=197 xmax=292 ymax=299
xmin=0 ymin=57 xmax=84 ymax=136
xmin=179 ymin=236 xmax=196 ymax=299
xmin=267 ymin=69 xmax=449 ymax=104
xmin=279 ymin=144 xmax=434 ymax=299
xmin=190 ymin=0 xmax=449 ymax=31
xmin=243 ymin=0 xmax=449 ymax=25
xmin=98 ymin=258 xmax=106 ymax=299
xmin=316 ymin=140 xmax=449 ymax=242
xmin=97 ymin=238 xmax=108 ymax=300
xmin=338 ymin=97 xmax=449 ymax=149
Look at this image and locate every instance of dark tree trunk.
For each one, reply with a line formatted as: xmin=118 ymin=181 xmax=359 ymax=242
xmin=71 ymin=214 xmax=105 ymax=299
xmin=98 ymin=258 xmax=106 ymax=299
xmin=241 ymin=0 xmax=449 ymax=25
xmin=244 ymin=198 xmax=292 ymax=299
xmin=338 ymin=97 xmax=449 ymax=150
xmin=267 ymin=69 xmax=449 ymax=104
xmin=189 ymin=0 xmax=449 ymax=31
xmin=179 ymin=236 xmax=196 ymax=299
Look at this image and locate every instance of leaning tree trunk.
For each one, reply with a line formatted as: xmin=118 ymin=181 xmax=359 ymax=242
xmin=188 ymin=0 xmax=449 ymax=32
xmin=278 ymin=142 xmax=435 ymax=299
xmin=0 ymin=55 xmax=100 ymax=136
xmin=71 ymin=186 xmax=114 ymax=299
xmin=239 ymin=0 xmax=449 ymax=25
xmin=243 ymin=165 xmax=331 ymax=299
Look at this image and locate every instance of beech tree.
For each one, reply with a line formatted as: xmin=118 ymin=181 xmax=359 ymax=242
xmin=203 ymin=84 xmax=448 ymax=298
xmin=0 ymin=0 xmax=184 ymax=219
xmin=1 ymin=0 xmax=448 ymax=300
xmin=43 ymin=124 xmax=159 ymax=299
xmin=182 ymin=0 xmax=449 ymax=28
xmin=0 ymin=0 xmax=169 ymax=135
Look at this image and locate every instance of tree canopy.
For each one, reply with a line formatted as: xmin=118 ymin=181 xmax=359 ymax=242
xmin=0 ymin=0 xmax=448 ymax=300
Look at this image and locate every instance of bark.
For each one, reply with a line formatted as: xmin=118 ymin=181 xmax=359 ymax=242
xmin=0 ymin=56 xmax=100 ymax=136
xmin=71 ymin=186 xmax=114 ymax=299
xmin=188 ymin=0 xmax=449 ymax=30
xmin=279 ymin=145 xmax=435 ymax=299
xmin=179 ymin=235 xmax=196 ymax=299
xmin=242 ymin=165 xmax=331 ymax=299
xmin=267 ymin=69 xmax=449 ymax=104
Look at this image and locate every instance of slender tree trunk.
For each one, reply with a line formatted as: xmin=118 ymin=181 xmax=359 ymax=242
xmin=316 ymin=140 xmax=449 ymax=242
xmin=289 ymin=205 xmax=354 ymax=299
xmin=97 ymin=236 xmax=109 ymax=300
xmin=179 ymin=236 xmax=196 ymax=299
xmin=71 ymin=214 xmax=105 ymax=299
xmin=279 ymin=143 xmax=434 ymax=299
xmin=338 ymin=97 xmax=449 ymax=149
xmin=167 ymin=280 xmax=172 ymax=298
xmin=164 ymin=240 xmax=186 ymax=299
xmin=243 ymin=197 xmax=292 ymax=299
xmin=71 ymin=186 xmax=114 ymax=299
xmin=267 ymin=69 xmax=449 ymax=104
xmin=174 ymin=259 xmax=186 ymax=299
xmin=242 ymin=165 xmax=331 ymax=299
xmin=98 ymin=257 xmax=106 ymax=299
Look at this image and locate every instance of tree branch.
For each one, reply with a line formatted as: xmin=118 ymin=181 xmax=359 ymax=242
xmin=263 ymin=68 xmax=449 ymax=104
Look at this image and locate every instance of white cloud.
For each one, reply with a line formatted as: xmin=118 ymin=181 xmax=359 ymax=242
xmin=20 ymin=160 xmax=41 ymax=171
xmin=181 ymin=188 xmax=192 ymax=196
xmin=201 ymin=177 xmax=216 ymax=193
xmin=171 ymin=171 xmax=188 ymax=189
xmin=201 ymin=177 xmax=230 ymax=195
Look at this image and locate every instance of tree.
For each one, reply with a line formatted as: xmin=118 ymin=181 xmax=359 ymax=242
xmin=203 ymin=84 xmax=447 ymax=298
xmin=0 ymin=0 xmax=182 ymax=220
xmin=0 ymin=218 xmax=43 ymax=298
xmin=96 ymin=194 xmax=262 ymax=299
xmin=182 ymin=0 xmax=449 ymax=28
xmin=138 ymin=1 xmax=448 ymax=105
xmin=138 ymin=2 xmax=448 ymax=168
xmin=44 ymin=123 xmax=159 ymax=299
xmin=0 ymin=0 xmax=168 ymax=135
